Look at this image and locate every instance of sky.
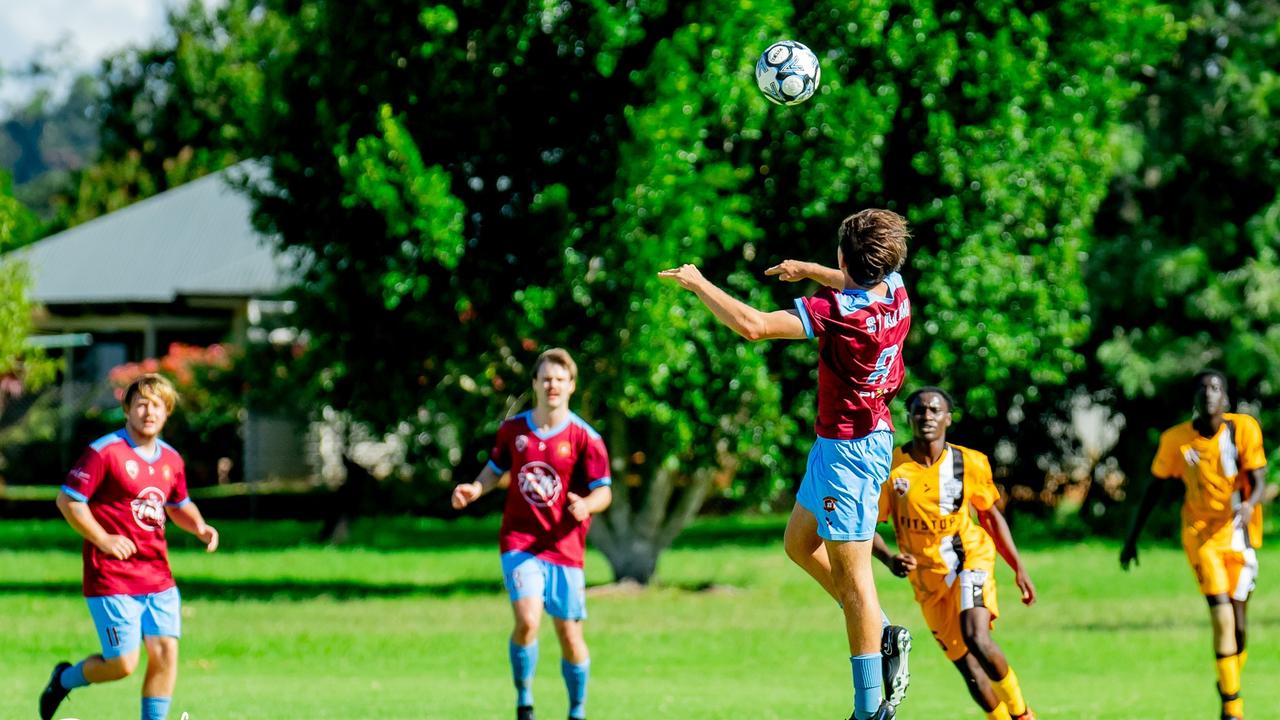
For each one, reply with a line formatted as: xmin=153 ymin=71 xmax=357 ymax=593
xmin=0 ymin=0 xmax=219 ymax=105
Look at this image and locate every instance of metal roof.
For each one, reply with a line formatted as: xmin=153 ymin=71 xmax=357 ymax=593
xmin=12 ymin=161 xmax=293 ymax=305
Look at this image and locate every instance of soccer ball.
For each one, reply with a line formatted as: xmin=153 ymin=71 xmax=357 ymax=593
xmin=755 ymin=40 xmax=821 ymax=106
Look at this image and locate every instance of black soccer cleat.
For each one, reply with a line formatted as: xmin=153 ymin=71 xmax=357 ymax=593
xmin=517 ymin=705 xmax=535 ymax=720
xmin=846 ymin=700 xmax=896 ymax=720
xmin=880 ymin=625 xmax=912 ymax=709
xmin=39 ymin=661 xmax=73 ymax=720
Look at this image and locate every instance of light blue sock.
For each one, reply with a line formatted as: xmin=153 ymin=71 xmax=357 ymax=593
xmin=561 ymin=658 xmax=590 ymax=719
xmin=509 ymin=640 xmax=538 ymax=707
xmin=851 ymin=653 xmax=883 ymax=720
xmin=141 ymin=696 xmax=171 ymax=720
xmin=59 ymin=660 xmax=90 ymax=690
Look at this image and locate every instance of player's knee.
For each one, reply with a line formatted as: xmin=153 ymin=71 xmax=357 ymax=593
xmin=146 ymin=638 xmax=179 ymax=669
xmin=961 ymin=625 xmax=997 ymax=662
xmin=513 ymin=617 xmax=540 ymax=643
xmin=104 ymin=652 xmax=140 ymax=679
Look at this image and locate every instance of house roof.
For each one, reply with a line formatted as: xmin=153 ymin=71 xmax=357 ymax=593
xmin=14 ymin=161 xmax=293 ymax=305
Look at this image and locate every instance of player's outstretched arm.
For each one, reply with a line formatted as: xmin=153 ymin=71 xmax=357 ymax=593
xmin=56 ymin=491 xmax=137 ymax=560
xmin=977 ymin=506 xmax=1035 ymax=605
xmin=1120 ymin=475 xmax=1167 ymax=570
xmin=764 ymin=260 xmax=845 ymax=289
xmin=657 ymin=263 xmax=806 ymax=341
xmin=167 ymin=502 xmax=219 ymax=552
xmin=452 ymin=463 xmax=504 ymax=510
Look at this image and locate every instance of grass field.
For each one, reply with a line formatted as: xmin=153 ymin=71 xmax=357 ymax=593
xmin=1 ymin=515 xmax=1276 ymax=719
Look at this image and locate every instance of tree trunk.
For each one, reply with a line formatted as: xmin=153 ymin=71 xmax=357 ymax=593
xmin=318 ymin=455 xmax=375 ymax=544
xmin=590 ymin=456 xmax=715 ymax=585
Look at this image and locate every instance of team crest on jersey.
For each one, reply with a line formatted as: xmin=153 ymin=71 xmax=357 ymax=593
xmin=515 ymin=435 xmax=529 ymax=452
xmin=893 ymin=477 xmax=909 ymax=496
xmin=125 ymin=459 xmax=140 ymax=479
xmin=517 ymin=461 xmax=563 ymax=507
xmin=823 ymin=496 xmax=837 ymax=512
xmin=557 ymin=443 xmax=572 ymax=458
xmin=162 ymin=465 xmax=172 ymax=480
xmin=130 ymin=486 xmax=167 ymax=531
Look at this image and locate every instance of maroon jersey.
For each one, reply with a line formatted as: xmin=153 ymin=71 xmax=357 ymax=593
xmin=488 ymin=411 xmax=612 ymax=568
xmin=61 ymin=429 xmax=190 ymax=596
xmin=794 ymin=271 xmax=911 ymax=439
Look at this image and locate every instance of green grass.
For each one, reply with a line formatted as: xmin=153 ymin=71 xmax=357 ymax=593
xmin=1 ymin=516 xmax=1276 ymax=719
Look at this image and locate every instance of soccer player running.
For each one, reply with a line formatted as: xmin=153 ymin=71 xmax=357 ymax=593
xmin=452 ymin=348 xmax=613 ymax=720
xmin=1121 ymin=370 xmax=1268 ymax=720
xmin=40 ymin=374 xmax=220 ymax=720
xmin=873 ymin=387 xmax=1037 ymax=720
xmin=659 ymin=209 xmax=912 ymax=720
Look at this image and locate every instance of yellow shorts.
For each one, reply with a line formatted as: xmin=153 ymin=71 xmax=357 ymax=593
xmin=1184 ymin=534 xmax=1258 ymax=600
xmin=914 ymin=567 xmax=1000 ymax=662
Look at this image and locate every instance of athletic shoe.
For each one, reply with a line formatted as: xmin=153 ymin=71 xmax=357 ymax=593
xmin=517 ymin=705 xmax=535 ymax=720
xmin=880 ymin=625 xmax=912 ymax=708
xmin=1012 ymin=711 xmax=1038 ymax=720
xmin=39 ymin=661 xmax=72 ymax=720
xmin=846 ymin=700 xmax=896 ymax=720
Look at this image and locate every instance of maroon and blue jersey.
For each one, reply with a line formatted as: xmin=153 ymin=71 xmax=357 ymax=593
xmin=61 ymin=429 xmax=191 ymax=597
xmin=488 ymin=411 xmax=612 ymax=568
xmin=794 ymin=271 xmax=911 ymax=440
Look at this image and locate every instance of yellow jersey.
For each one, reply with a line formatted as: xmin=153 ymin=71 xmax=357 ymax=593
xmin=1151 ymin=413 xmax=1267 ymax=548
xmin=879 ymin=444 xmax=999 ymax=597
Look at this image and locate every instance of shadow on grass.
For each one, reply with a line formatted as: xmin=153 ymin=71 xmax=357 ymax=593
xmin=0 ymin=578 xmax=505 ymax=601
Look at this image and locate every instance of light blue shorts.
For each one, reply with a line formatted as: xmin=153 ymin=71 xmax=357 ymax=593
xmin=796 ymin=432 xmax=893 ymax=542
xmin=85 ymin=586 xmax=182 ymax=659
xmin=501 ymin=551 xmax=587 ymax=620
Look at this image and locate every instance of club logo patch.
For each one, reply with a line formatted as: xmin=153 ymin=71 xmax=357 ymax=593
xmin=823 ymin=496 xmax=837 ymax=512
xmin=893 ymin=477 xmax=910 ymax=496
xmin=130 ymin=486 xmax=167 ymax=531
xmin=517 ymin=461 xmax=563 ymax=508
xmin=163 ymin=465 xmax=172 ymax=480
xmin=515 ymin=435 xmax=529 ymax=452
xmin=125 ymin=459 xmax=139 ymax=479
xmin=558 ymin=443 xmax=572 ymax=458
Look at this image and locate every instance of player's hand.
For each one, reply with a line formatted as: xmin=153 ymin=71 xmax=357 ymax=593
xmin=657 ymin=264 xmax=706 ymax=291
xmin=452 ymin=481 xmax=481 ymax=510
xmin=97 ymin=534 xmax=137 ymax=560
xmin=566 ymin=492 xmax=590 ymax=522
xmin=764 ymin=259 xmax=810 ymax=282
xmin=1236 ymin=500 xmax=1254 ymax=527
xmin=198 ymin=524 xmax=219 ymax=553
xmin=1119 ymin=541 xmax=1139 ymax=570
xmin=890 ymin=553 xmax=916 ymax=578
xmin=1015 ymin=568 xmax=1036 ymax=606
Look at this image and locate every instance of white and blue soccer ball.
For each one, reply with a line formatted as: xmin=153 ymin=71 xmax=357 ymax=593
xmin=755 ymin=40 xmax=821 ymax=106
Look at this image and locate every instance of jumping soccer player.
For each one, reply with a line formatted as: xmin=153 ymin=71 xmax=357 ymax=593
xmin=873 ymin=387 xmax=1038 ymax=720
xmin=1122 ymin=370 xmax=1268 ymax=720
xmin=40 ymin=373 xmax=220 ymax=720
xmin=659 ymin=208 xmax=913 ymax=720
xmin=452 ymin=348 xmax=613 ymax=720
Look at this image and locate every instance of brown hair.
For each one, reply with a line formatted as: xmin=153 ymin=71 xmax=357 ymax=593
xmin=122 ymin=373 xmax=179 ymax=413
xmin=838 ymin=209 xmax=910 ymax=286
xmin=533 ymin=348 xmax=578 ymax=381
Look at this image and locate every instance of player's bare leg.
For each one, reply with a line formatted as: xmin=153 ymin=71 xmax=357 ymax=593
xmin=1231 ymin=598 xmax=1248 ymax=670
xmin=1209 ymin=596 xmax=1243 ymax=719
xmin=783 ymin=503 xmax=840 ymax=601
xmin=827 ymin=538 xmax=894 ymax=719
xmin=85 ymin=651 xmax=140 ymax=682
xmin=141 ymin=636 xmax=179 ymax=720
xmin=952 ymin=653 xmax=1005 ymax=718
xmin=554 ymin=618 xmax=590 ymax=720
xmin=511 ymin=597 xmax=544 ymax=720
xmin=961 ymin=608 xmax=1032 ymax=718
